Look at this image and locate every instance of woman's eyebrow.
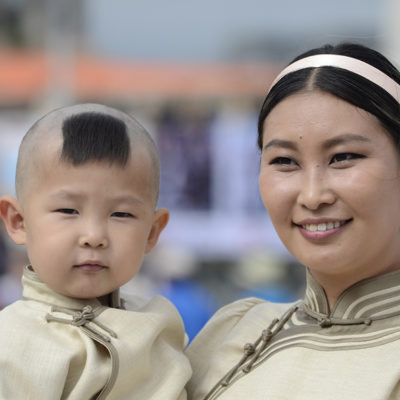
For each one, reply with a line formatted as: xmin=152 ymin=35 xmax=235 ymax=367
xmin=263 ymin=134 xmax=371 ymax=152
xmin=262 ymin=139 xmax=298 ymax=152
xmin=322 ymin=133 xmax=372 ymax=149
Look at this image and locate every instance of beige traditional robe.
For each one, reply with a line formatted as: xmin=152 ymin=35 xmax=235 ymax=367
xmin=0 ymin=266 xmax=191 ymax=399
xmin=187 ymin=269 xmax=400 ymax=400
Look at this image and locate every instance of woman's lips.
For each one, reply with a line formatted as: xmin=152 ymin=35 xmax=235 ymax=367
xmin=296 ymin=219 xmax=351 ymax=240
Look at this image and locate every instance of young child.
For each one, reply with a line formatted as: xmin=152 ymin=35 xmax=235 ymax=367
xmin=0 ymin=103 xmax=191 ymax=399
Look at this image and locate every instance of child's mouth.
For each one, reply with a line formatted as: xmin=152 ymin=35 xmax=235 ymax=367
xmin=74 ymin=263 xmax=106 ymax=272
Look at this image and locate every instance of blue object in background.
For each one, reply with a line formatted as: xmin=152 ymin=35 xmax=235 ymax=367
xmin=160 ymin=279 xmax=218 ymax=342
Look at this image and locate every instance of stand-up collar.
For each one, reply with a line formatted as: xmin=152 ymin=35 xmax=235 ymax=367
xmin=22 ymin=265 xmax=122 ymax=310
xmin=304 ymin=268 xmax=400 ymax=321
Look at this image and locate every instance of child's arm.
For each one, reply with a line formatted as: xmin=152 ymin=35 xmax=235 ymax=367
xmin=0 ymin=306 xmax=68 ymax=398
xmin=0 ymin=302 xmax=106 ymax=399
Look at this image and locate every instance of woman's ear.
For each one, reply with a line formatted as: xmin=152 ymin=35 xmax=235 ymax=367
xmin=145 ymin=207 xmax=170 ymax=254
xmin=0 ymin=196 xmax=26 ymax=245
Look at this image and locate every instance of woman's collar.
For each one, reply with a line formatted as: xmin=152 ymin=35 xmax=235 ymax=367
xmin=303 ymin=268 xmax=400 ymax=322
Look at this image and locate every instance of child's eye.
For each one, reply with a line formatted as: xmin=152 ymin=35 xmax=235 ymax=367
xmin=56 ymin=208 xmax=78 ymax=215
xmin=330 ymin=153 xmax=365 ymax=164
xmin=112 ymin=212 xmax=133 ymax=218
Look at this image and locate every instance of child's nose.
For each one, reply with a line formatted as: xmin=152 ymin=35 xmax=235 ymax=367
xmin=78 ymin=223 xmax=109 ymax=248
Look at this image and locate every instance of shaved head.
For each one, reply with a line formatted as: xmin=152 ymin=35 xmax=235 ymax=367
xmin=16 ymin=103 xmax=160 ymax=205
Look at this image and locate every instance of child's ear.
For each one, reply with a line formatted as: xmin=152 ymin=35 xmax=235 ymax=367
xmin=145 ymin=207 xmax=170 ymax=254
xmin=0 ymin=196 xmax=26 ymax=245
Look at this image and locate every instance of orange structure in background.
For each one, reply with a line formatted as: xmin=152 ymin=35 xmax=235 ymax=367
xmin=0 ymin=50 xmax=280 ymax=105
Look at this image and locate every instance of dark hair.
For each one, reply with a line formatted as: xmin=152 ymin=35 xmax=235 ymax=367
xmin=61 ymin=112 xmax=130 ymax=166
xmin=257 ymin=43 xmax=400 ymax=150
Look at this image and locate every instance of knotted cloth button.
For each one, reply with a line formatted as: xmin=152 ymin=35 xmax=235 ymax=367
xmin=72 ymin=305 xmax=95 ymax=326
xmin=244 ymin=343 xmax=255 ymax=356
xmin=319 ymin=317 xmax=332 ymax=328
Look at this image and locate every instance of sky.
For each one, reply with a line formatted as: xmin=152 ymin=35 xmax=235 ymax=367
xmin=83 ymin=0 xmax=387 ymax=62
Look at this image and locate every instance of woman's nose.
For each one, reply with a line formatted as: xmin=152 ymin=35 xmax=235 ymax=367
xmin=296 ymin=167 xmax=336 ymax=210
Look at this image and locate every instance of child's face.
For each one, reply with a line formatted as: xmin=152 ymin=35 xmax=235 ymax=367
xmin=16 ymin=147 xmax=167 ymax=299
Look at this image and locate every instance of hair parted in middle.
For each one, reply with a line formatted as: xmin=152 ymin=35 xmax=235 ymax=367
xmin=257 ymin=42 xmax=400 ymax=151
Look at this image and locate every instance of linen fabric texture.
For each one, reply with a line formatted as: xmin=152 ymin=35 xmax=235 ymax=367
xmin=0 ymin=266 xmax=191 ymax=399
xmin=186 ymin=269 xmax=400 ymax=400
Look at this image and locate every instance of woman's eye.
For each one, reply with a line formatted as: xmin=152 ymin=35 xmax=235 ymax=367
xmin=330 ymin=153 xmax=365 ymax=164
xmin=56 ymin=208 xmax=78 ymax=215
xmin=270 ymin=157 xmax=297 ymax=166
xmin=112 ymin=212 xmax=133 ymax=218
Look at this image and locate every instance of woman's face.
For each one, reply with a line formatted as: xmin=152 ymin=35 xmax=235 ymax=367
xmin=259 ymin=90 xmax=400 ymax=286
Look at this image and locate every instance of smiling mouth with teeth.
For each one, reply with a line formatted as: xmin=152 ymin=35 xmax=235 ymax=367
xmin=302 ymin=221 xmax=348 ymax=232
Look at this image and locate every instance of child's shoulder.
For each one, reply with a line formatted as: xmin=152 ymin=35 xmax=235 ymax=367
xmin=119 ymin=292 xmax=189 ymax=346
xmin=122 ymin=293 xmax=187 ymax=326
xmin=122 ymin=292 xmax=178 ymax=312
xmin=121 ymin=292 xmax=153 ymax=310
xmin=0 ymin=299 xmax=36 ymax=321
xmin=0 ymin=298 xmax=61 ymax=350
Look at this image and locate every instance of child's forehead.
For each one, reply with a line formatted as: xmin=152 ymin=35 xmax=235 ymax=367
xmin=35 ymin=140 xmax=151 ymax=172
xmin=51 ymin=156 xmax=151 ymax=183
xmin=25 ymin=150 xmax=155 ymax=207
xmin=17 ymin=103 xmax=160 ymax=205
xmin=32 ymin=141 xmax=153 ymax=189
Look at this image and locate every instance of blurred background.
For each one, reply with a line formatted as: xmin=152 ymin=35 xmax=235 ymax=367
xmin=0 ymin=0 xmax=399 ymax=340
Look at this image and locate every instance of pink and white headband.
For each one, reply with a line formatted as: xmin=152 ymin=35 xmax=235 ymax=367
xmin=269 ymin=54 xmax=400 ymax=103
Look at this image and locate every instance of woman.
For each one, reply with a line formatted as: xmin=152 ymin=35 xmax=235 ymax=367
xmin=186 ymin=43 xmax=400 ymax=400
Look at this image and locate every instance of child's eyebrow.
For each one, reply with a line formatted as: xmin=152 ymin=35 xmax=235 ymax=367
xmin=48 ymin=190 xmax=84 ymax=201
xmin=113 ymin=195 xmax=145 ymax=207
xmin=49 ymin=190 xmax=145 ymax=206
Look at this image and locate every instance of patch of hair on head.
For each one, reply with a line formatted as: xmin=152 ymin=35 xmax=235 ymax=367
xmin=61 ymin=112 xmax=130 ymax=166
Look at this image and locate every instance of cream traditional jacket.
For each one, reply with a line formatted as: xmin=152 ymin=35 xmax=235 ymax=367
xmin=187 ymin=269 xmax=400 ymax=400
xmin=0 ymin=267 xmax=191 ymax=399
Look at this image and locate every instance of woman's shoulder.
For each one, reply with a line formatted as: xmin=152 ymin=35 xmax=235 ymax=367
xmin=195 ymin=297 xmax=295 ymax=338
xmin=186 ymin=297 xmax=297 ymax=397
xmin=186 ymin=297 xmax=296 ymax=361
xmin=212 ymin=297 xmax=293 ymax=320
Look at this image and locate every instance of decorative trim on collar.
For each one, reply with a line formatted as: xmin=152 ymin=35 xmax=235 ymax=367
xmin=304 ymin=269 xmax=400 ymax=322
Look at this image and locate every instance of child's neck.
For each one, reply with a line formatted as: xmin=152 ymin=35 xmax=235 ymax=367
xmin=98 ymin=293 xmax=112 ymax=307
